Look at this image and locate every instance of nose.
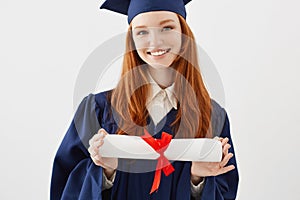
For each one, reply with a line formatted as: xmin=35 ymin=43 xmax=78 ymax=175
xmin=148 ymin=28 xmax=163 ymax=47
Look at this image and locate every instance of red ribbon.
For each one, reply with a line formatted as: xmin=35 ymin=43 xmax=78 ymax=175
xmin=141 ymin=129 xmax=175 ymax=194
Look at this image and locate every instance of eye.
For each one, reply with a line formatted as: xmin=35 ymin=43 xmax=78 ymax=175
xmin=162 ymin=26 xmax=173 ymax=32
xmin=136 ymin=30 xmax=148 ymax=36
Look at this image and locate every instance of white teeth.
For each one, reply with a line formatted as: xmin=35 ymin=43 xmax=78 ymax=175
xmin=150 ymin=50 xmax=167 ymax=56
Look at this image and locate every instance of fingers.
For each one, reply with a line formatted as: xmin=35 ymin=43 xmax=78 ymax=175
xmin=223 ymin=143 xmax=231 ymax=157
xmin=88 ymin=128 xmax=109 ymax=166
xmin=219 ymin=153 xmax=234 ymax=168
xmin=191 ymin=137 xmax=235 ymax=177
xmin=89 ymin=129 xmax=107 ymax=147
xmin=219 ymin=139 xmax=234 ymax=170
xmin=89 ymin=134 xmax=102 ymax=145
xmin=88 ymin=145 xmax=98 ymax=158
xmin=88 ymin=139 xmax=100 ymax=156
xmin=219 ymin=165 xmax=235 ymax=175
xmin=97 ymin=128 xmax=108 ymax=136
xmin=216 ymin=137 xmax=230 ymax=148
xmin=92 ymin=154 xmax=105 ymax=166
xmin=218 ymin=137 xmax=231 ymax=160
xmin=214 ymin=136 xmax=222 ymax=142
xmin=221 ymin=137 xmax=229 ymax=146
xmin=215 ymin=153 xmax=235 ymax=176
xmin=89 ymin=129 xmax=107 ymax=144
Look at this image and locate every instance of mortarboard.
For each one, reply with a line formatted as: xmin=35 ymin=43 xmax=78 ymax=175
xmin=100 ymin=0 xmax=192 ymax=24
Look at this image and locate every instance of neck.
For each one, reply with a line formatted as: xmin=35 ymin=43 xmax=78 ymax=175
xmin=148 ymin=67 xmax=175 ymax=89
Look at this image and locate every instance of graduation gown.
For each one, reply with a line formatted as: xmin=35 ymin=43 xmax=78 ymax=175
xmin=50 ymin=90 xmax=239 ymax=200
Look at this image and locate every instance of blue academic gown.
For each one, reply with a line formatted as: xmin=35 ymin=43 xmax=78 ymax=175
xmin=50 ymin=90 xmax=239 ymax=200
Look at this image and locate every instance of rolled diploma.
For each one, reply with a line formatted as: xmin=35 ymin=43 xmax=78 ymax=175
xmin=100 ymin=135 xmax=222 ymax=162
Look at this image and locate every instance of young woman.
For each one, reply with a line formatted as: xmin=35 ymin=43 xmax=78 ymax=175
xmin=50 ymin=0 xmax=239 ymax=199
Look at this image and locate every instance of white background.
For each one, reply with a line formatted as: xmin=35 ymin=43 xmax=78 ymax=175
xmin=1 ymin=0 xmax=299 ymax=199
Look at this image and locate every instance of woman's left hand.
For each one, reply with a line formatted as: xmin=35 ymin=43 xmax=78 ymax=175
xmin=191 ymin=137 xmax=235 ymax=182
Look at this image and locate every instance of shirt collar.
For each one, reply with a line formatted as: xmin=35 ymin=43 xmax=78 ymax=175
xmin=146 ymin=70 xmax=178 ymax=110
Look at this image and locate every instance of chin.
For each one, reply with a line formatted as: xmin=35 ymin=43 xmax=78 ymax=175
xmin=148 ymin=62 xmax=172 ymax=69
xmin=145 ymin=57 xmax=175 ymax=69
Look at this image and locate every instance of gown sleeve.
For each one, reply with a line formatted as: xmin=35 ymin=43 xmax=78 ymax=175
xmin=197 ymin=101 xmax=239 ymax=200
xmin=50 ymin=94 xmax=105 ymax=200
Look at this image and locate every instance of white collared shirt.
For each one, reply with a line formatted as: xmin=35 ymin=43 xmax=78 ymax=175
xmin=146 ymin=72 xmax=177 ymax=125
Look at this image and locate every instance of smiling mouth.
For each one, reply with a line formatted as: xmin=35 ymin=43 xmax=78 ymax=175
xmin=147 ymin=48 xmax=171 ymax=56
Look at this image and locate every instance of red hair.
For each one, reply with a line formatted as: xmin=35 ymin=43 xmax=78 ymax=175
xmin=111 ymin=14 xmax=212 ymax=138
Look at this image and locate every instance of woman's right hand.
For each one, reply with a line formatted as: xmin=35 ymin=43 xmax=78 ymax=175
xmin=88 ymin=128 xmax=118 ymax=177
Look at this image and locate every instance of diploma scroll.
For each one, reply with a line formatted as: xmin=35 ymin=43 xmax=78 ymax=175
xmin=100 ymin=135 xmax=222 ymax=162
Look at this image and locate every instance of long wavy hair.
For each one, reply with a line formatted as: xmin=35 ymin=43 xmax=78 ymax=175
xmin=110 ymin=14 xmax=212 ymax=138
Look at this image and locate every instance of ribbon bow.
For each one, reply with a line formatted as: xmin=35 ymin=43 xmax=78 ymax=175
xmin=141 ymin=129 xmax=175 ymax=194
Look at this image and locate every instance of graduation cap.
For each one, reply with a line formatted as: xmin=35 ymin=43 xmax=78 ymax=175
xmin=100 ymin=0 xmax=192 ymax=24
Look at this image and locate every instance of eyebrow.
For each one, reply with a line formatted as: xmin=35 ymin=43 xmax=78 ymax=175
xmin=159 ymin=19 xmax=175 ymax=25
xmin=133 ymin=19 xmax=175 ymax=30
